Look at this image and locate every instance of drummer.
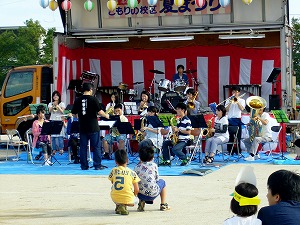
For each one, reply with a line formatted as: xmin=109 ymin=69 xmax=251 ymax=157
xmin=137 ymin=90 xmax=154 ymax=115
xmin=173 ymin=64 xmax=189 ymax=85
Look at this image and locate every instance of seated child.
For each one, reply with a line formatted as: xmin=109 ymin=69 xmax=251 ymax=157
xmin=134 ymin=139 xmax=170 ymax=211
xmin=223 ymin=182 xmax=261 ymax=225
xmin=108 ymin=149 xmax=140 ymax=215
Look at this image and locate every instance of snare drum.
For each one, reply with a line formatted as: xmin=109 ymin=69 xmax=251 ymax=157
xmin=128 ymin=89 xmax=138 ymax=96
xmin=173 ymin=79 xmax=187 ymax=92
xmin=158 ymin=79 xmax=171 ymax=92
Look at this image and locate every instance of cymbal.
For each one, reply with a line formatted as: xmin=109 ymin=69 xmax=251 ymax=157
xmin=184 ymin=69 xmax=197 ymax=74
xmin=118 ymin=82 xmax=128 ymax=90
xmin=149 ymin=69 xmax=164 ymax=74
xmin=133 ymin=81 xmax=144 ymax=85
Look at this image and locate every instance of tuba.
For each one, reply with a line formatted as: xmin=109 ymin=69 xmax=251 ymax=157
xmin=169 ymin=117 xmax=179 ymax=145
xmin=246 ymin=96 xmax=267 ymax=142
xmin=136 ymin=117 xmax=146 ymax=142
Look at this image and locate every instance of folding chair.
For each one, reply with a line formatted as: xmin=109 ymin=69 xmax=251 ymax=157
xmin=25 ymin=128 xmax=43 ymax=164
xmin=186 ymin=129 xmax=203 ymax=165
xmin=5 ymin=129 xmax=28 ymax=161
xmin=260 ymin=125 xmax=283 ymax=159
xmin=221 ymin=126 xmax=242 ymax=162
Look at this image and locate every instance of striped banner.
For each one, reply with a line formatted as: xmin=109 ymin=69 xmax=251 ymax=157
xmin=57 ymin=45 xmax=281 ymax=107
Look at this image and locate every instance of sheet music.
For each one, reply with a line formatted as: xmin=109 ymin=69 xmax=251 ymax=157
xmin=123 ymin=102 xmax=138 ymax=115
xmin=98 ymin=120 xmax=116 ymax=128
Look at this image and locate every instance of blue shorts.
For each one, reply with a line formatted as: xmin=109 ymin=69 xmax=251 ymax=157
xmin=103 ymin=134 xmax=127 ymax=144
xmin=138 ymin=179 xmax=166 ymax=201
xmin=51 ymin=136 xmax=64 ymax=151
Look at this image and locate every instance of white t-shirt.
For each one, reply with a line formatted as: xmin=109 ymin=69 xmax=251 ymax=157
xmin=223 ymin=215 xmax=262 ymax=225
xmin=144 ymin=124 xmax=163 ymax=149
xmin=260 ymin=112 xmax=272 ymax=138
xmin=214 ymin=116 xmax=229 ymax=141
xmin=48 ymin=102 xmax=66 ymax=137
xmin=226 ymin=98 xmax=246 ymax=119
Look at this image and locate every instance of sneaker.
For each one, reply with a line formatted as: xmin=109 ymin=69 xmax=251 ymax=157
xmin=244 ymin=155 xmax=255 ymax=161
xmin=254 ymin=154 xmax=260 ymax=160
xmin=159 ymin=160 xmax=171 ymax=166
xmin=295 ymin=156 xmax=300 ymax=160
xmin=137 ymin=200 xmax=145 ymax=212
xmin=44 ymin=159 xmax=53 ymax=166
xmin=160 ymin=203 xmax=170 ymax=211
xmin=180 ymin=159 xmax=189 ymax=166
xmin=115 ymin=205 xmax=120 ymax=214
xmin=118 ymin=204 xmax=129 ymax=215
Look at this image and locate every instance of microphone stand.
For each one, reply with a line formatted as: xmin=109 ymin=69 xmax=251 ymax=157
xmin=149 ymin=73 xmax=156 ymax=102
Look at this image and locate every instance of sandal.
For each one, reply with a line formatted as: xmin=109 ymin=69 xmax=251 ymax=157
xmin=59 ymin=150 xmax=64 ymax=155
xmin=35 ymin=154 xmax=41 ymax=160
xmin=206 ymin=156 xmax=214 ymax=164
xmin=203 ymin=155 xmax=209 ymax=163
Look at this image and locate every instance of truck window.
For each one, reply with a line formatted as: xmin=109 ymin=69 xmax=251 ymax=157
xmin=4 ymin=71 xmax=33 ymax=98
xmin=3 ymin=96 xmax=33 ymax=116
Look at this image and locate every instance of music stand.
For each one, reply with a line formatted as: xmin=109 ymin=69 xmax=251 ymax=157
xmin=188 ymin=115 xmax=208 ymax=165
xmin=67 ymin=120 xmax=79 ymax=164
xmin=99 ymin=117 xmax=118 ymax=159
xmin=41 ymin=121 xmax=63 ymax=165
xmin=146 ymin=116 xmax=164 ymax=128
xmin=266 ymin=68 xmax=281 ymax=94
xmin=68 ymin=79 xmax=83 ymax=95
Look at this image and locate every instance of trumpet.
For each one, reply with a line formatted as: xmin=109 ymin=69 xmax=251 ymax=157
xmin=187 ymin=91 xmax=198 ymax=109
xmin=136 ymin=117 xmax=146 ymax=142
xmin=230 ymin=93 xmax=246 ymax=103
xmin=52 ymin=102 xmax=58 ymax=112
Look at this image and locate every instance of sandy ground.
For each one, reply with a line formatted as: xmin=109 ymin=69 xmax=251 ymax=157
xmin=0 ymin=164 xmax=299 ymax=225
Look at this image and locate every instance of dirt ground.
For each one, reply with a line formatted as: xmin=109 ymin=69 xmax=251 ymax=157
xmin=0 ymin=164 xmax=299 ymax=225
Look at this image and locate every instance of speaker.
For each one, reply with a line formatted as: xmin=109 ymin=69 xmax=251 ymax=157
xmin=269 ymin=95 xmax=280 ymax=111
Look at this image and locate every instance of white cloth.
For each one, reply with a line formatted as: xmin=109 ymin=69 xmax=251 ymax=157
xmin=223 ymin=215 xmax=262 ymax=225
xmin=144 ymin=124 xmax=163 ymax=149
xmin=260 ymin=112 xmax=272 ymax=138
xmin=214 ymin=116 xmax=229 ymax=141
xmin=226 ymin=98 xmax=246 ymax=119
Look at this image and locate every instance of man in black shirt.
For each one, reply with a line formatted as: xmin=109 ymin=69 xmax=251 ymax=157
xmin=72 ymin=82 xmax=108 ymax=170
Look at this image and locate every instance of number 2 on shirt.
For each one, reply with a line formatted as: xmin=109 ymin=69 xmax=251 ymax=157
xmin=114 ymin=176 xmax=124 ymax=190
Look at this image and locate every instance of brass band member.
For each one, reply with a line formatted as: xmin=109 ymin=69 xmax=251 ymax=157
xmin=139 ymin=106 xmax=168 ymax=149
xmin=243 ymin=108 xmax=272 ymax=161
xmin=161 ymin=103 xmax=192 ymax=166
xmin=105 ymin=92 xmax=119 ymax=114
xmin=172 ymin=64 xmax=189 ymax=85
xmin=103 ymin=103 xmax=129 ymax=159
xmin=184 ymin=88 xmax=201 ymax=115
xmin=137 ymin=91 xmax=154 ymax=114
xmin=225 ymin=86 xmax=245 ymax=154
xmin=203 ymin=105 xmax=229 ymax=164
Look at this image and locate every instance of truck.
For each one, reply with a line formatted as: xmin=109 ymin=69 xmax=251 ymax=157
xmin=0 ymin=0 xmax=295 ymax=143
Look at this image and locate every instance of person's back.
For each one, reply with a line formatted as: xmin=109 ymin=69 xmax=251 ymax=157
xmin=257 ymin=169 xmax=300 ymax=225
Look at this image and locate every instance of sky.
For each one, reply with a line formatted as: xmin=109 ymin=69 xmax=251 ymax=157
xmin=0 ymin=0 xmax=299 ymax=32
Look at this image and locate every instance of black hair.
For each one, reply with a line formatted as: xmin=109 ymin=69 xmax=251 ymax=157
xmin=186 ymin=88 xmax=195 ymax=96
xmin=138 ymin=140 xmax=154 ymax=162
xmin=267 ymin=169 xmax=300 ymax=202
xmin=232 ymin=86 xmax=241 ymax=92
xmin=114 ymin=103 xmax=123 ymax=110
xmin=175 ymin=102 xmax=187 ymax=111
xmin=52 ymin=90 xmax=62 ymax=104
xmin=82 ymin=82 xmax=94 ymax=92
xmin=36 ymin=105 xmax=46 ymax=115
xmin=147 ymin=106 xmax=158 ymax=115
xmin=114 ymin=149 xmax=128 ymax=165
xmin=110 ymin=92 xmax=119 ymax=104
xmin=140 ymin=91 xmax=151 ymax=103
xmin=177 ymin=64 xmax=184 ymax=71
xmin=230 ymin=183 xmax=259 ymax=217
xmin=216 ymin=104 xmax=227 ymax=117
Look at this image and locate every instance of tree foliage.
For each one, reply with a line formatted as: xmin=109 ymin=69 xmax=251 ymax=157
xmin=0 ymin=19 xmax=55 ymax=87
xmin=292 ymin=18 xmax=300 ymax=84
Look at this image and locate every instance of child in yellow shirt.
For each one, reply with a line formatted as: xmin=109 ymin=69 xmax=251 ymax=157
xmin=108 ymin=149 xmax=140 ymax=215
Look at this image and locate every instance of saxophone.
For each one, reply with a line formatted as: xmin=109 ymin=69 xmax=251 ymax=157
xmin=201 ymin=117 xmax=213 ymax=137
xmin=169 ymin=117 xmax=179 ymax=145
xmin=136 ymin=117 xmax=146 ymax=142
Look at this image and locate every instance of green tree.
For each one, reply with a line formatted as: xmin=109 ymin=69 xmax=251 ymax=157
xmin=292 ymin=18 xmax=300 ymax=84
xmin=0 ymin=19 xmax=55 ymax=88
